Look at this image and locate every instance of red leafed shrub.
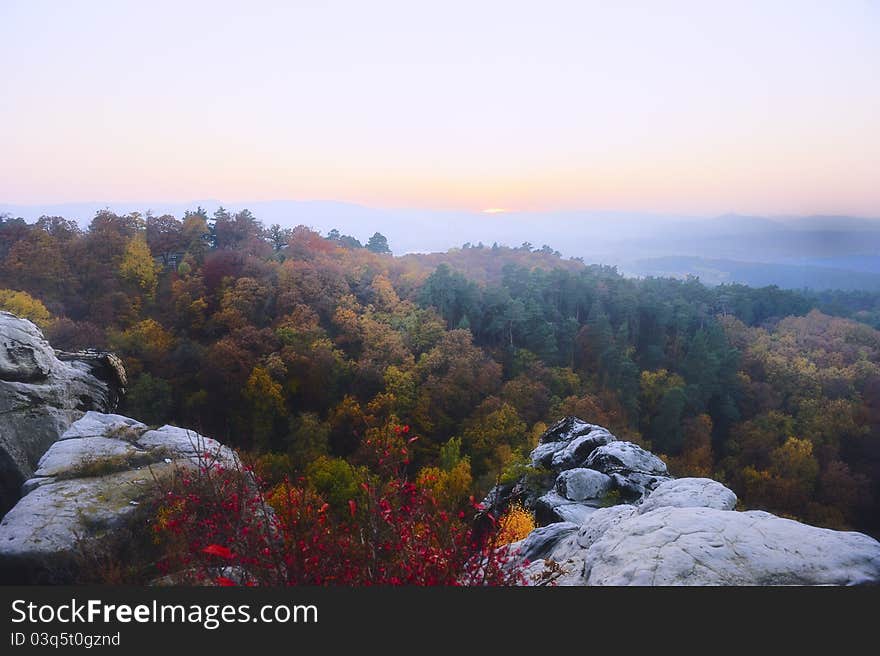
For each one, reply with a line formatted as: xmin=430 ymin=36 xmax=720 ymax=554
xmin=151 ymin=427 xmax=526 ymax=586
xmin=202 ymin=544 xmax=235 ymax=559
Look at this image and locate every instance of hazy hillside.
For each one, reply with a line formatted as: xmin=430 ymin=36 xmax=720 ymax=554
xmin=5 ymin=202 xmax=880 ymax=291
xmin=622 ymin=256 xmax=880 ymax=291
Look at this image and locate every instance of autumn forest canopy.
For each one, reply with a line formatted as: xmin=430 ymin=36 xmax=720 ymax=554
xmin=2 ymin=207 xmax=880 ymax=541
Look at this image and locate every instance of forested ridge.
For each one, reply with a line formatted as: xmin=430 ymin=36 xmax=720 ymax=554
xmin=2 ymin=208 xmax=879 ymax=538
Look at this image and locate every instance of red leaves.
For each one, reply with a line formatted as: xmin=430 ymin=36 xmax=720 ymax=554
xmin=153 ymin=426 xmax=527 ymax=586
xmin=202 ymin=544 xmax=235 ymax=559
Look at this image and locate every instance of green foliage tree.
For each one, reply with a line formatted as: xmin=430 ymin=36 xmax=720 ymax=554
xmin=366 ymin=232 xmax=391 ymax=254
xmin=125 ymin=373 xmax=173 ymax=425
xmin=287 ymin=412 xmax=331 ymax=468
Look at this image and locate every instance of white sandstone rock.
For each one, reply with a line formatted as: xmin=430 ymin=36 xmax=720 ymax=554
xmin=556 ymin=468 xmax=613 ymax=501
xmin=535 ymin=491 xmax=599 ymax=525
xmin=585 ymin=441 xmax=668 ymax=476
xmin=0 ymin=314 xmax=123 ymax=513
xmin=639 ymin=477 xmax=737 ymax=514
xmin=0 ymin=311 xmax=57 ymax=382
xmin=530 ymin=417 xmax=612 ymax=468
xmin=582 ymin=506 xmax=880 ymax=586
xmin=550 ymin=429 xmax=616 ymax=470
xmin=0 ymin=411 xmax=237 ymax=581
xmin=489 ymin=416 xmax=880 ymax=586
xmin=576 ymin=504 xmax=639 ymax=551
xmin=58 ymin=411 xmax=145 ymax=440
xmin=137 ymin=424 xmax=237 ymax=463
xmin=34 ymin=437 xmax=141 ymax=477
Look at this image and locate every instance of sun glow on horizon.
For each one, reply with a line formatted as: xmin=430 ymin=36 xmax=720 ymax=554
xmin=482 ymin=208 xmax=508 ymax=214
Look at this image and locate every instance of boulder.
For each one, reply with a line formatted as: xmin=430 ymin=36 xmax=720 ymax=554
xmin=581 ymin=507 xmax=880 ymax=586
xmin=638 ymin=478 xmax=737 ymax=515
xmin=55 ymin=411 xmax=143 ymax=441
xmin=585 ymin=441 xmax=668 ymax=477
xmin=539 ymin=416 xmax=603 ymax=443
xmin=530 ymin=417 xmax=613 ymax=468
xmin=0 ymin=411 xmax=237 ymax=582
xmin=517 ymin=505 xmax=638 ymax=586
xmin=555 ymin=468 xmax=612 ymax=501
xmin=505 ymin=416 xmax=880 ymax=586
xmin=510 ymin=522 xmax=579 ymax=563
xmin=0 ymin=314 xmax=57 ymax=382
xmin=482 ymin=420 xmax=665 ymax=529
xmin=534 ymin=491 xmax=599 ymax=525
xmin=575 ymin=504 xmax=638 ymax=551
xmin=33 ymin=437 xmax=142 ymax=477
xmin=549 ymin=429 xmax=616 ymax=470
xmin=0 ymin=313 xmax=125 ymax=514
xmin=586 ymin=442 xmax=670 ymax=500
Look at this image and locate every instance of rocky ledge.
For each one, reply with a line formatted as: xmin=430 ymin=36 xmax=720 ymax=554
xmin=0 ymin=411 xmax=236 ymax=583
xmin=491 ymin=416 xmax=880 ymax=585
xmin=0 ymin=312 xmax=126 ymax=514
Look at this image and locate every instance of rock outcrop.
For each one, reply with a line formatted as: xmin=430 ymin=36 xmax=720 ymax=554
xmin=0 ymin=312 xmax=125 ymax=514
xmin=0 ymin=411 xmax=237 ymax=583
xmin=482 ymin=416 xmax=671 ymax=526
xmin=501 ymin=417 xmax=880 ymax=586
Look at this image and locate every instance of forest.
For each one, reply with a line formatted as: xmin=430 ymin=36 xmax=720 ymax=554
xmin=1 ymin=207 xmax=879 ymax=545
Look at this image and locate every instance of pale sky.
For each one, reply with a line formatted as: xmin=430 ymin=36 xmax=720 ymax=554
xmin=1 ymin=0 xmax=878 ymax=216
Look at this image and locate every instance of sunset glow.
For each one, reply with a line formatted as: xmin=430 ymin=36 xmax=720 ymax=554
xmin=1 ymin=0 xmax=878 ymax=216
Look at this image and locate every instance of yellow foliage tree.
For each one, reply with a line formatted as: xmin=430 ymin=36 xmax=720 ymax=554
xmin=111 ymin=319 xmax=175 ymax=355
xmin=496 ymin=503 xmax=536 ymax=545
xmin=0 ymin=289 xmax=52 ymax=328
xmin=416 ymin=459 xmax=473 ymax=510
xmin=461 ymin=402 xmax=528 ymax=479
xmin=665 ymin=414 xmax=714 ymax=478
xmin=107 ymin=318 xmax=175 ymax=376
xmin=119 ymin=235 xmax=159 ymax=299
xmin=369 ymin=273 xmax=400 ymax=312
xmin=243 ymin=365 xmax=287 ymax=452
xmin=639 ymin=368 xmax=685 ymax=416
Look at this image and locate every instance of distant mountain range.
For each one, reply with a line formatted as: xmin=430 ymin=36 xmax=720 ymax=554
xmin=3 ymin=200 xmax=880 ymax=291
xmin=619 ymin=256 xmax=880 ymax=292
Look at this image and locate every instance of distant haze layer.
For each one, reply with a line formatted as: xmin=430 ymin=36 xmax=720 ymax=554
xmin=4 ymin=199 xmax=880 ymax=291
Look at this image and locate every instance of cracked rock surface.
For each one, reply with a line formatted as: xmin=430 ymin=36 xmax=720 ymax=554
xmin=580 ymin=507 xmax=880 ymax=585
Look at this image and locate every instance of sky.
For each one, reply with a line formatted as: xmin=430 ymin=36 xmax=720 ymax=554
xmin=1 ymin=0 xmax=879 ymax=216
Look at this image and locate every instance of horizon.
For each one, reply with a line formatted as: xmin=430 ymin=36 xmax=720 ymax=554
xmin=8 ymin=198 xmax=880 ymax=288
xmin=4 ymin=197 xmax=880 ymax=222
xmin=2 ymin=1 xmax=879 ymax=216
